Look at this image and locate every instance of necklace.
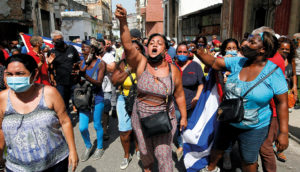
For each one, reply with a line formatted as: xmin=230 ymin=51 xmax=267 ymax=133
xmin=154 ymin=66 xmax=158 ymax=70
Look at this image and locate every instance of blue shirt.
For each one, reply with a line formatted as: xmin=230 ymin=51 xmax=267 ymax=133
xmin=82 ymin=59 xmax=104 ymax=104
xmin=168 ymin=46 xmax=176 ymax=59
xmin=224 ymin=57 xmax=287 ymax=129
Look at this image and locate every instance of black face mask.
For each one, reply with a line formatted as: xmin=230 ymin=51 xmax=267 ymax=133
xmin=147 ymin=53 xmax=164 ymax=64
xmin=54 ymin=39 xmax=65 ymax=49
xmin=241 ymin=45 xmax=260 ymax=59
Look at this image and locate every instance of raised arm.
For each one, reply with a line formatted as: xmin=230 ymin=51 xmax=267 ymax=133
xmin=194 ymin=48 xmax=226 ymax=71
xmin=115 ymin=5 xmax=144 ymax=70
xmin=111 ymin=60 xmax=129 ymax=86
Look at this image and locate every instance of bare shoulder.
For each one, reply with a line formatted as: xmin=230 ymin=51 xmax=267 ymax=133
xmin=0 ymin=89 xmax=9 ymax=114
xmin=43 ymin=85 xmax=62 ymax=109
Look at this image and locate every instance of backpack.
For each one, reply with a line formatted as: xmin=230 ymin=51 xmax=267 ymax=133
xmin=123 ymin=74 xmax=137 ymax=116
xmin=73 ymin=61 xmax=99 ymax=110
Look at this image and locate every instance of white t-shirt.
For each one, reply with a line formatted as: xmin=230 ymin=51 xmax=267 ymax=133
xmin=102 ymin=52 xmax=115 ymax=92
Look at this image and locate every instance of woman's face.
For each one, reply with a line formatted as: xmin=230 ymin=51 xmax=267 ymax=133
xmin=226 ymin=42 xmax=238 ymax=51
xmin=198 ymin=38 xmax=205 ymax=44
xmin=82 ymin=44 xmax=91 ymax=55
xmin=176 ymin=45 xmax=188 ymax=56
xmin=147 ymin=36 xmax=166 ymax=57
xmin=133 ymin=43 xmax=142 ymax=53
xmin=247 ymin=35 xmax=263 ymax=50
xmin=5 ymin=62 xmax=35 ymax=82
xmin=278 ymin=43 xmax=291 ymax=59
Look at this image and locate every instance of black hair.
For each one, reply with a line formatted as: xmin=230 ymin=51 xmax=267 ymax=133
xmin=220 ymin=38 xmax=240 ymax=56
xmin=97 ymin=39 xmax=106 ymax=47
xmin=260 ymin=32 xmax=278 ymax=59
xmin=240 ymin=38 xmax=248 ymax=45
xmin=132 ymin=40 xmax=145 ymax=56
xmin=146 ymin=33 xmax=169 ymax=50
xmin=278 ymin=37 xmax=296 ymax=63
xmin=5 ymin=54 xmax=38 ymax=75
xmin=0 ymin=50 xmax=5 ymax=65
xmin=194 ymin=36 xmax=207 ymax=48
xmin=176 ymin=42 xmax=188 ymax=52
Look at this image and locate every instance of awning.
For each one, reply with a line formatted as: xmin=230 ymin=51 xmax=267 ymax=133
xmin=179 ymin=0 xmax=223 ymax=18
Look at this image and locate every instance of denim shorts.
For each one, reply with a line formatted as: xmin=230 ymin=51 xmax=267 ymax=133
xmin=213 ymin=122 xmax=269 ymax=164
xmin=116 ymin=94 xmax=132 ymax=132
xmin=104 ymin=92 xmax=112 ymax=113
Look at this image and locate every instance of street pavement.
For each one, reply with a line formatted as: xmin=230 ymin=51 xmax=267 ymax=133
xmin=68 ymin=108 xmax=300 ymax=172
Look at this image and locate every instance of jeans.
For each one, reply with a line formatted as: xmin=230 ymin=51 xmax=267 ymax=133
xmin=56 ymin=84 xmax=74 ymax=110
xmin=175 ymin=108 xmax=194 ymax=147
xmin=213 ymin=122 xmax=269 ymax=164
xmin=79 ymin=102 xmax=105 ymax=149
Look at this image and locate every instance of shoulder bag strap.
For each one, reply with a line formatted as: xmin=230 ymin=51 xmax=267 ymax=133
xmin=242 ymin=66 xmax=279 ymax=98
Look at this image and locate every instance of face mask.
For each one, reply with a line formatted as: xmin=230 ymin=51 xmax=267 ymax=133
xmin=41 ymin=43 xmax=46 ymax=50
xmin=241 ymin=45 xmax=259 ymax=59
xmin=226 ymin=50 xmax=238 ymax=57
xmin=54 ymin=39 xmax=65 ymax=49
xmin=6 ymin=75 xmax=33 ymax=93
xmin=214 ymin=47 xmax=220 ymax=52
xmin=176 ymin=55 xmax=188 ymax=62
xmin=147 ymin=53 xmax=164 ymax=64
xmin=198 ymin=43 xmax=205 ymax=48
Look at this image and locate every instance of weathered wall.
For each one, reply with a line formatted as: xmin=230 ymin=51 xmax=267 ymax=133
xmin=61 ymin=19 xmax=92 ymax=41
xmin=0 ymin=0 xmax=23 ymax=20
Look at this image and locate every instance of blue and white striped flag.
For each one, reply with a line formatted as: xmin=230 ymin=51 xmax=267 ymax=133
xmin=182 ymin=71 xmax=221 ymax=172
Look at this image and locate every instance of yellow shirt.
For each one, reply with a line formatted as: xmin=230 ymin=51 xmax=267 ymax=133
xmin=121 ymin=73 xmax=136 ymax=96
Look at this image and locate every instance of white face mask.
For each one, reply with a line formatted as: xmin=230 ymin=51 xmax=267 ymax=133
xmin=85 ymin=53 xmax=93 ymax=63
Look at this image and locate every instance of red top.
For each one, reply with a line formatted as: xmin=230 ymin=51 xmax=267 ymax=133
xmin=165 ymin=53 xmax=173 ymax=63
xmin=27 ymin=51 xmax=51 ymax=85
xmin=267 ymin=52 xmax=285 ymax=117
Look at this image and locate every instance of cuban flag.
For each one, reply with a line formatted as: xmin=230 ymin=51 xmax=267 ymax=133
xmin=182 ymin=70 xmax=222 ymax=172
xmin=20 ymin=34 xmax=82 ymax=53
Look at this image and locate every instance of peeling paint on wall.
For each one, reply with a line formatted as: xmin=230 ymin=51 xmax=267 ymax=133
xmin=0 ymin=0 xmax=11 ymax=17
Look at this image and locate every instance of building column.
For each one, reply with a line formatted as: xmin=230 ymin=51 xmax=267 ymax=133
xmin=50 ymin=11 xmax=55 ymax=33
xmin=288 ymin=0 xmax=300 ymax=35
xmin=220 ymin=0 xmax=234 ymax=41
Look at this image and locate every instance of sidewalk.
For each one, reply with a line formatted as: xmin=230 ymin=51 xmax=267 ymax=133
xmin=288 ymin=108 xmax=300 ymax=144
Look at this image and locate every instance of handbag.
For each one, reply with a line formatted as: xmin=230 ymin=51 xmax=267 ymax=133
xmin=73 ymin=62 xmax=99 ymax=110
xmin=217 ymin=66 xmax=279 ymax=123
xmin=137 ymin=64 xmax=173 ymax=137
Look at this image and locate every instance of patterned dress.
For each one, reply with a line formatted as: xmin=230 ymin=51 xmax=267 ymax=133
xmin=131 ymin=67 xmax=177 ymax=172
xmin=2 ymin=87 xmax=69 ymax=172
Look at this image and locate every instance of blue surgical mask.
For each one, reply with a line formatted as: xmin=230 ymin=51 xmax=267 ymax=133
xmin=6 ymin=75 xmax=33 ymax=93
xmin=176 ymin=55 xmax=188 ymax=62
xmin=226 ymin=50 xmax=238 ymax=57
xmin=41 ymin=43 xmax=46 ymax=50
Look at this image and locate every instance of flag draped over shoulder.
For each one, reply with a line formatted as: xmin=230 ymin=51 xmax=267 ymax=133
xmin=20 ymin=34 xmax=82 ymax=53
xmin=182 ymin=70 xmax=222 ymax=172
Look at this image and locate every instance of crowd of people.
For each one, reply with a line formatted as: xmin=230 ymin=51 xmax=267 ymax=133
xmin=0 ymin=4 xmax=299 ymax=172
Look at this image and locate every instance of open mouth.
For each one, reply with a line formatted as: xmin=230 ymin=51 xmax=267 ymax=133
xmin=152 ymin=48 xmax=158 ymax=54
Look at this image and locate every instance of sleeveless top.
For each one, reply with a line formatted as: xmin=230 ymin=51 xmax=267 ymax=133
xmin=82 ymin=59 xmax=104 ymax=104
xmin=135 ymin=65 xmax=175 ymax=118
xmin=2 ymin=87 xmax=69 ymax=172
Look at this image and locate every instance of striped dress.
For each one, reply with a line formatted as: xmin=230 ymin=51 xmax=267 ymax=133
xmin=131 ymin=68 xmax=177 ymax=172
xmin=2 ymin=88 xmax=69 ymax=172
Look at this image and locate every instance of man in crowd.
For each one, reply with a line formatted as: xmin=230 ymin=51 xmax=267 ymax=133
xmin=28 ymin=35 xmax=50 ymax=85
xmin=48 ymin=30 xmax=81 ymax=111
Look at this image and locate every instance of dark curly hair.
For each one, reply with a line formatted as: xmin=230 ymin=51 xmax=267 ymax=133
xmin=220 ymin=38 xmax=240 ymax=56
xmin=194 ymin=36 xmax=207 ymax=48
xmin=278 ymin=37 xmax=296 ymax=63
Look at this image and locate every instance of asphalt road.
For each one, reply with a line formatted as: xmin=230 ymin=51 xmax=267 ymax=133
xmin=68 ymin=109 xmax=300 ymax=172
